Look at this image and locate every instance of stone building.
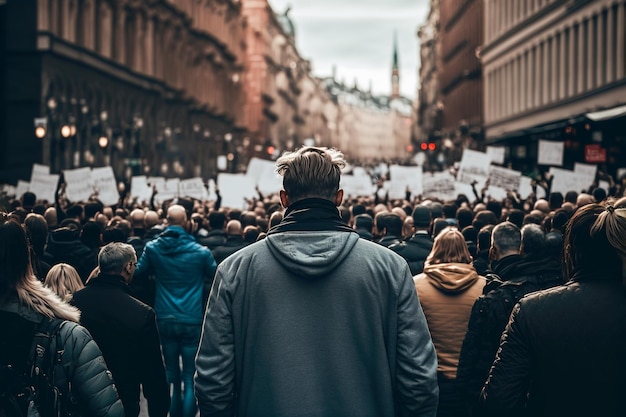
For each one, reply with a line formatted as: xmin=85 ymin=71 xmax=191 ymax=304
xmin=482 ymin=0 xmax=626 ymax=175
xmin=0 ymin=0 xmax=249 ymax=182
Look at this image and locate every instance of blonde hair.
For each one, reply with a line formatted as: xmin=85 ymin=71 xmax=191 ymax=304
xmin=45 ymin=263 xmax=84 ymax=302
xmin=590 ymin=205 xmax=626 ymax=259
xmin=426 ymin=227 xmax=472 ymax=265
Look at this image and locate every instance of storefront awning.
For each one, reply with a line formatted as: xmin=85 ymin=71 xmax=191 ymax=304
xmin=585 ymin=104 xmax=626 ymax=121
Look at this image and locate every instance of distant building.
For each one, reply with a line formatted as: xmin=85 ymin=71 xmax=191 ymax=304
xmin=482 ymin=0 xmax=625 ymax=176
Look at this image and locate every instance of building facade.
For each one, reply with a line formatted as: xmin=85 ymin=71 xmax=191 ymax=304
xmin=0 ymin=0 xmax=249 ymax=184
xmin=482 ymin=0 xmax=626 ymax=176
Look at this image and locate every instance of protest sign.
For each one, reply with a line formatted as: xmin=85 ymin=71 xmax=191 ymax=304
xmin=574 ymin=162 xmax=597 ymax=186
xmin=130 ymin=176 xmax=153 ymax=204
xmin=1 ymin=184 xmax=16 ymax=197
xmin=15 ymin=180 xmax=30 ymax=200
xmin=217 ymin=173 xmax=257 ymax=209
xmin=457 ymin=149 xmax=490 ymax=188
xmin=246 ymin=157 xmax=282 ymax=195
xmin=91 ymin=166 xmax=119 ymax=206
xmin=29 ymin=164 xmax=58 ymax=202
xmin=341 ymin=175 xmax=374 ymax=198
xmin=423 ymin=172 xmax=457 ymax=201
xmin=63 ymin=167 xmax=93 ymax=202
xmin=550 ymin=167 xmax=591 ymax=194
xmin=179 ymin=177 xmax=208 ymax=201
xmin=388 ymin=165 xmax=423 ymax=199
xmin=486 ymin=146 xmax=506 ymax=165
xmin=488 ymin=165 xmax=521 ymax=191
xmin=537 ymin=140 xmax=564 ymax=166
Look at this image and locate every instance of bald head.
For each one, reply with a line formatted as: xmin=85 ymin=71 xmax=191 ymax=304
xmin=144 ymin=210 xmax=159 ymax=228
xmin=129 ymin=209 xmax=145 ymax=228
xmin=533 ymin=199 xmax=550 ymax=214
xmin=226 ymin=220 xmax=242 ymax=236
xmin=167 ymin=205 xmax=187 ymax=226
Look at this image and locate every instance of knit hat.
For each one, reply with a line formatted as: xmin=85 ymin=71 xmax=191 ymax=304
xmin=412 ymin=206 xmax=431 ymax=228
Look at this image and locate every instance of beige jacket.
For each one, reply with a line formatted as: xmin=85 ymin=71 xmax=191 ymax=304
xmin=414 ymin=262 xmax=485 ymax=379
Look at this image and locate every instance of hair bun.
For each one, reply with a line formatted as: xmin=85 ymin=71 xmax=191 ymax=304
xmin=607 ymin=205 xmax=615 ymax=214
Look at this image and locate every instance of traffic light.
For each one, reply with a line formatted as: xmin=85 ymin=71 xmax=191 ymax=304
xmin=419 ymin=142 xmax=437 ymax=151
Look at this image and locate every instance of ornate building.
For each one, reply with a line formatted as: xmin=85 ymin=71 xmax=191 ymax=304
xmin=0 ymin=0 xmax=248 ymax=183
xmin=482 ymin=0 xmax=625 ymax=176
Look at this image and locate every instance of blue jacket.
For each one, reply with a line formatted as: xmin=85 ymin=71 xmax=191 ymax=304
xmin=136 ymin=225 xmax=217 ymax=324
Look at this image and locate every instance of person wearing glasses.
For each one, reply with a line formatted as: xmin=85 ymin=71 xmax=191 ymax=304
xmin=72 ymin=242 xmax=170 ymax=417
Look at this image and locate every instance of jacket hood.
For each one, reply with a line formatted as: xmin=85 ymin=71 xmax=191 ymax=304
xmin=422 ymin=262 xmax=479 ymax=293
xmin=265 ymin=231 xmax=360 ymax=277
xmin=152 ymin=225 xmax=197 ymax=254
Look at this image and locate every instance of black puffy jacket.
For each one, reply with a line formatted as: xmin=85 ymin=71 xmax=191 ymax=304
xmin=389 ymin=232 xmax=433 ymax=275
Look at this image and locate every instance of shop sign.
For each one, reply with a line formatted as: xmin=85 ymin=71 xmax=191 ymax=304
xmin=584 ymin=144 xmax=606 ymax=163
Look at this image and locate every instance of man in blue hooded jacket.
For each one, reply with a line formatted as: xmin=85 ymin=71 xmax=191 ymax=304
xmin=136 ymin=204 xmax=216 ymax=417
xmin=195 ymin=147 xmax=439 ymax=417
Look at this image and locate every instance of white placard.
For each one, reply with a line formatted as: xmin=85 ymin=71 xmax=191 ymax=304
xmin=91 ymin=166 xmax=119 ymax=206
xmin=537 ymin=140 xmax=564 ymax=166
xmin=352 ymin=167 xmax=368 ymax=178
xmin=29 ymin=164 xmax=58 ymax=202
xmin=550 ymin=167 xmax=591 ymax=194
xmin=617 ymin=168 xmax=626 ymax=180
xmin=487 ymin=186 xmax=508 ymax=201
xmin=457 ymin=149 xmax=491 ymax=188
xmin=518 ymin=177 xmax=534 ymax=199
xmin=423 ymin=172 xmax=457 ymax=201
xmin=130 ymin=176 xmax=153 ymax=205
xmin=15 ymin=180 xmax=30 ymax=200
xmin=488 ymin=165 xmax=521 ymax=191
xmin=246 ymin=157 xmax=282 ymax=195
xmin=1 ymin=184 xmax=17 ymax=197
xmin=388 ymin=165 xmax=423 ymax=200
xmin=156 ymin=178 xmax=180 ymax=204
xmin=179 ymin=177 xmax=208 ymax=201
xmin=454 ymin=181 xmax=475 ymax=201
xmin=217 ymin=155 xmax=228 ymax=172
xmin=217 ymin=173 xmax=257 ymax=209
xmin=340 ymin=175 xmax=374 ymax=198
xmin=63 ymin=167 xmax=93 ymax=203
xmin=574 ymin=162 xmax=597 ymax=186
xmin=598 ymin=180 xmax=610 ymax=192
xmin=486 ymin=146 xmax=506 ymax=165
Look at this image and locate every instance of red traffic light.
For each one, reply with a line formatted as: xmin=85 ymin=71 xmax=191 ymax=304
xmin=428 ymin=143 xmax=436 ymax=151
xmin=420 ymin=143 xmax=428 ymax=151
xmin=266 ymin=145 xmax=275 ymax=155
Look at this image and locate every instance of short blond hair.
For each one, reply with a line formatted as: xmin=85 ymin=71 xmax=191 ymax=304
xmin=275 ymin=147 xmax=345 ymax=202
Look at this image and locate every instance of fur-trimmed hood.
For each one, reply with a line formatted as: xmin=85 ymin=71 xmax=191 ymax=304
xmin=0 ymin=275 xmax=80 ymax=323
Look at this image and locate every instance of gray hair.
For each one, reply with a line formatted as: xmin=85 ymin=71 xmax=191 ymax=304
xmin=521 ymin=223 xmax=546 ymax=258
xmin=275 ymin=146 xmax=346 ymax=202
xmin=491 ymin=221 xmax=521 ymax=255
xmin=98 ymin=242 xmax=136 ymax=274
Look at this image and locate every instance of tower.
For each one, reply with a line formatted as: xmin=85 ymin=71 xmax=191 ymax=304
xmin=391 ymin=31 xmax=400 ymax=98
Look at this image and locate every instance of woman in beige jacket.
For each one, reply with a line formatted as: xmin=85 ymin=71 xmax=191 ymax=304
xmin=414 ymin=226 xmax=486 ymax=417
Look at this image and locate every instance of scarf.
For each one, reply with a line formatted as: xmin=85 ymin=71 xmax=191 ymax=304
xmin=267 ymin=198 xmax=355 ymax=234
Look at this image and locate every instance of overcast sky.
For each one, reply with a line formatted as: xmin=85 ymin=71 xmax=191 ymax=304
xmin=267 ymin=0 xmax=430 ymax=100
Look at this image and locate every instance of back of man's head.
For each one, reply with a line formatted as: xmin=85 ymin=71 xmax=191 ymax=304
xmin=167 ymin=205 xmax=187 ymax=227
xmin=477 ymin=224 xmax=494 ymax=252
xmin=98 ymin=242 xmax=136 ymax=275
xmin=275 ymin=147 xmax=345 ymax=203
xmin=208 ymin=211 xmax=227 ymax=230
xmin=548 ymin=192 xmax=564 ymax=211
xmin=376 ymin=212 xmax=403 ymax=236
xmin=592 ymin=187 xmax=607 ymax=203
xmin=456 ymin=207 xmax=473 ymax=230
xmin=491 ymin=221 xmax=521 ymax=260
xmin=144 ymin=210 xmax=159 ymax=229
xmin=21 ymin=192 xmax=36 ymax=210
xmin=354 ymin=214 xmax=373 ymax=232
xmin=129 ymin=209 xmax=145 ymax=229
xmin=520 ymin=223 xmax=546 ymax=259
xmin=226 ymin=220 xmax=242 ymax=236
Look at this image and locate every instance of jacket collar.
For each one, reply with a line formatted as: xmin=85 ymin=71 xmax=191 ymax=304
xmin=88 ymin=273 xmax=135 ymax=296
xmin=267 ymin=198 xmax=354 ymax=234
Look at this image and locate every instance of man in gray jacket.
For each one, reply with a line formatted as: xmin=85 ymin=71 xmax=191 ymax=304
xmin=195 ymin=146 xmax=439 ymax=417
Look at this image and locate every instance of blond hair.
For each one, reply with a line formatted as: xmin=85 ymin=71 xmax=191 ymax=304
xmin=426 ymin=227 xmax=472 ymax=265
xmin=45 ymin=263 xmax=84 ymax=302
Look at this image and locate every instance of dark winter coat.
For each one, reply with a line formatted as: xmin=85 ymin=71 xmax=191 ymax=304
xmin=481 ymin=272 xmax=626 ymax=417
xmin=456 ymin=254 xmax=564 ymax=415
xmin=389 ymin=231 xmax=434 ymax=275
xmin=194 ymin=198 xmax=439 ymax=417
xmin=0 ymin=292 xmax=124 ymax=417
xmin=196 ymin=229 xmax=228 ymax=251
xmin=44 ymin=227 xmax=98 ymax=281
xmin=72 ymin=273 xmax=170 ymax=417
xmin=377 ymin=234 xmax=403 ymax=248
xmin=210 ymin=234 xmax=248 ymax=265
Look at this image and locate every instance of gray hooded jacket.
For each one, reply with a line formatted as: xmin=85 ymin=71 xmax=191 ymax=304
xmin=195 ymin=229 xmax=439 ymax=417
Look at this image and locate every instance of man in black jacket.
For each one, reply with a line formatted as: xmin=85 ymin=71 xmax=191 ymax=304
xmin=389 ymin=205 xmax=433 ymax=275
xmin=72 ymin=242 xmax=170 ymax=417
xmin=456 ymin=222 xmax=563 ymax=416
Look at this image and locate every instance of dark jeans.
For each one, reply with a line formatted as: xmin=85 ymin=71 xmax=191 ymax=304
xmin=158 ymin=320 xmax=202 ymax=417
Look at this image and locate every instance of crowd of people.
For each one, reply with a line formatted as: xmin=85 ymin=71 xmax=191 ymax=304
xmin=1 ymin=146 xmax=625 ymax=417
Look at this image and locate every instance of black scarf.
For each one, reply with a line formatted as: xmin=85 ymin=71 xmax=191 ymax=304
xmin=267 ymin=198 xmax=355 ymax=235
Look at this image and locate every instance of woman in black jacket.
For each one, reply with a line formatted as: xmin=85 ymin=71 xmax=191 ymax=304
xmin=480 ymin=203 xmax=626 ymax=417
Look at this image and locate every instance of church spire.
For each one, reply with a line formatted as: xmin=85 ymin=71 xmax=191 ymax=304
xmin=391 ymin=31 xmax=400 ymax=98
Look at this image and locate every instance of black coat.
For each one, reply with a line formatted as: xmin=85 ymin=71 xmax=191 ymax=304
xmin=44 ymin=228 xmax=97 ymax=282
xmin=211 ymin=234 xmax=248 ymax=265
xmin=71 ymin=274 xmax=170 ymax=417
xmin=481 ymin=274 xmax=626 ymax=417
xmin=456 ymin=254 xmax=564 ymax=415
xmin=389 ymin=231 xmax=433 ymax=275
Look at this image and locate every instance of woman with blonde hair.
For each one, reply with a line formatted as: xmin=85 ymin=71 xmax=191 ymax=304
xmin=0 ymin=219 xmax=124 ymax=416
xmin=414 ymin=226 xmax=486 ymax=417
xmin=482 ymin=203 xmax=626 ymax=416
xmin=44 ymin=263 xmax=84 ymax=302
